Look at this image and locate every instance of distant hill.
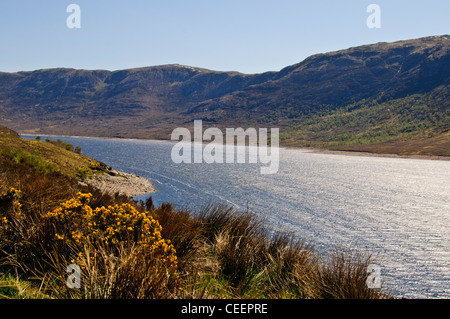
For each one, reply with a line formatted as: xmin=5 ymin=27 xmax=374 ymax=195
xmin=0 ymin=35 xmax=448 ymax=155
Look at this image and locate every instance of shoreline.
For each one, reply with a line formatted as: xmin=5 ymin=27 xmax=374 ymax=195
xmin=21 ymin=133 xmax=450 ymax=162
xmin=81 ymin=169 xmax=155 ymax=198
xmin=305 ymin=148 xmax=450 ymax=161
xmin=19 ymin=133 xmax=169 ymax=144
xmin=18 ymin=133 xmax=156 ymax=197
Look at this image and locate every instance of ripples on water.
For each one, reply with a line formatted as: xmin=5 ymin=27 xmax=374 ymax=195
xmin=24 ymin=136 xmax=450 ymax=298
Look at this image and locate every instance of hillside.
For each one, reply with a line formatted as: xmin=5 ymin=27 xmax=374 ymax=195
xmin=0 ymin=125 xmax=153 ymax=196
xmin=0 ymin=125 xmax=107 ymax=178
xmin=0 ymin=35 xmax=448 ymax=155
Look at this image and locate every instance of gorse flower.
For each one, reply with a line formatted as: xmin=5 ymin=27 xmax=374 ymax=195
xmin=0 ymin=187 xmax=23 ymax=225
xmin=43 ymin=192 xmax=177 ymax=270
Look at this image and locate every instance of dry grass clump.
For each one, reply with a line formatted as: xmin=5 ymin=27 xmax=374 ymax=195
xmin=148 ymin=202 xmax=388 ymax=299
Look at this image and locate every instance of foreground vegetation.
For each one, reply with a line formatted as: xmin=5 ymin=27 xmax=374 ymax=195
xmin=0 ymin=127 xmax=390 ymax=299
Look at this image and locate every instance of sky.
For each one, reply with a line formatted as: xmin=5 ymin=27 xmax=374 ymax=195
xmin=0 ymin=0 xmax=449 ymax=74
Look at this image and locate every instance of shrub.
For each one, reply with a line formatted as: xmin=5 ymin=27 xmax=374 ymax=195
xmin=0 ymin=187 xmax=22 ymax=216
xmin=0 ymin=187 xmax=23 ymax=247
xmin=56 ymin=139 xmax=73 ymax=152
xmin=1 ymin=189 xmax=179 ymax=298
xmin=0 ymin=147 xmax=58 ymax=174
xmin=76 ymin=167 xmax=90 ymax=180
xmin=42 ymin=192 xmax=177 ymax=271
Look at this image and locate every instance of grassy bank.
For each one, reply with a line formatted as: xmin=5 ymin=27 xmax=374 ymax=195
xmin=0 ymin=126 xmax=390 ymax=299
xmin=0 ymin=125 xmax=109 ymax=179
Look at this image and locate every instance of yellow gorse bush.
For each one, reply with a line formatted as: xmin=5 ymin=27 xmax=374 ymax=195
xmin=43 ymin=192 xmax=177 ymax=270
xmin=0 ymin=187 xmax=22 ymax=227
xmin=0 ymin=187 xmax=22 ymax=207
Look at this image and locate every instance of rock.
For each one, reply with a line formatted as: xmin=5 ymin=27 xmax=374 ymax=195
xmin=85 ymin=169 xmax=154 ymax=198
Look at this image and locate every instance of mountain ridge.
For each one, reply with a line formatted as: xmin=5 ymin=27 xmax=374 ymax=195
xmin=0 ymin=35 xmax=449 ymax=155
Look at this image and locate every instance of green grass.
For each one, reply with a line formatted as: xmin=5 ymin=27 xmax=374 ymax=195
xmin=0 ymin=130 xmax=109 ymax=178
xmin=0 ymin=272 xmax=49 ymax=299
xmin=0 ymin=147 xmax=58 ymax=174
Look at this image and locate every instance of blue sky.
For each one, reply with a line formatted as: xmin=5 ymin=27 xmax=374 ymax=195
xmin=0 ymin=0 xmax=449 ymax=73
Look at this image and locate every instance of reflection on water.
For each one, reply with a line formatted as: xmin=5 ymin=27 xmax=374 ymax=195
xmin=24 ymin=135 xmax=450 ymax=298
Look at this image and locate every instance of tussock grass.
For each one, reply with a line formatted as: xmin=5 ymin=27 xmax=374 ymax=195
xmin=147 ymin=202 xmax=388 ymax=299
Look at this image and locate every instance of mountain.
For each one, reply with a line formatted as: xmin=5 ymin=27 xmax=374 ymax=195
xmin=0 ymin=35 xmax=449 ymax=155
xmin=0 ymin=65 xmax=276 ymax=139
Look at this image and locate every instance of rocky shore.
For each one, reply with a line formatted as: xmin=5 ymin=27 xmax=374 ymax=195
xmin=83 ymin=169 xmax=155 ymax=198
